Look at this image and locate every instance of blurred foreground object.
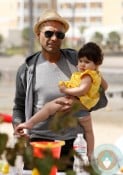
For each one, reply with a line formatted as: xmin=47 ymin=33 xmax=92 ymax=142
xmin=0 ymin=113 xmax=12 ymax=123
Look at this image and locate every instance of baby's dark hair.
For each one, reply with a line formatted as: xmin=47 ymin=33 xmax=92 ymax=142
xmin=78 ymin=42 xmax=104 ymax=65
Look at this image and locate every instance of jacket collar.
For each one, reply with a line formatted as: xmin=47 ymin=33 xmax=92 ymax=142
xmin=25 ymin=51 xmax=41 ymax=67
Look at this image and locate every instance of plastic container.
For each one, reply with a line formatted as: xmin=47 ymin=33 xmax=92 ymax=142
xmin=31 ymin=141 xmax=65 ymax=175
xmin=73 ymin=133 xmax=88 ymax=173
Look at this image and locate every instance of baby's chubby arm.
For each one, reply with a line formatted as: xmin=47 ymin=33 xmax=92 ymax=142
xmin=59 ymin=75 xmax=92 ymax=97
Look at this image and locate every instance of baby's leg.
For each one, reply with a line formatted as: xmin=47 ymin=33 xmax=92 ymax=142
xmin=15 ymin=101 xmax=62 ymax=135
xmin=26 ymin=100 xmax=62 ymax=128
xmin=45 ymin=100 xmax=63 ymax=115
xmin=79 ymin=115 xmax=94 ymax=160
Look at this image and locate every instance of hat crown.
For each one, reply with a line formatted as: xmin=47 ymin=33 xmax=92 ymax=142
xmin=34 ymin=9 xmax=69 ymax=36
xmin=39 ymin=9 xmax=62 ymax=21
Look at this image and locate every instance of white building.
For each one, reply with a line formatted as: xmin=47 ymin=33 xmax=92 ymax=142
xmin=0 ymin=0 xmax=123 ymax=47
xmin=57 ymin=0 xmax=103 ymax=29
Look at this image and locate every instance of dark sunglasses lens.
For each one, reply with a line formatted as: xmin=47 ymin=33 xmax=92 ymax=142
xmin=56 ymin=32 xmax=65 ymax=39
xmin=44 ymin=31 xmax=65 ymax=39
xmin=44 ymin=31 xmax=54 ymax=38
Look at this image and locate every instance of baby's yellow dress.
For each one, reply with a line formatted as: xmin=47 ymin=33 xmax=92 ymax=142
xmin=59 ymin=70 xmax=101 ymax=110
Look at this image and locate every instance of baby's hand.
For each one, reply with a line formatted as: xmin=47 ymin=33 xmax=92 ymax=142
xmin=58 ymin=81 xmax=66 ymax=93
xmin=58 ymin=81 xmax=65 ymax=87
xmin=15 ymin=123 xmax=28 ymax=137
xmin=60 ymin=85 xmax=66 ymax=92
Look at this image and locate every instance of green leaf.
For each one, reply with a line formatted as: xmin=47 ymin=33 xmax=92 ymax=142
xmin=5 ymin=148 xmax=16 ymax=166
xmin=14 ymin=137 xmax=27 ymax=155
xmin=34 ymin=149 xmax=55 ymax=175
xmin=0 ymin=133 xmax=8 ymax=156
xmin=66 ymin=170 xmax=76 ymax=175
xmin=83 ymin=164 xmax=100 ymax=175
xmin=49 ymin=103 xmax=81 ymax=133
xmin=23 ymin=144 xmax=34 ymax=169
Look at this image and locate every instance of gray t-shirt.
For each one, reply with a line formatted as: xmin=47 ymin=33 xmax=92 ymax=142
xmin=30 ymin=53 xmax=84 ymax=140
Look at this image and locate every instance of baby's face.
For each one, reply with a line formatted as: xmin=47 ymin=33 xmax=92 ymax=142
xmin=77 ymin=57 xmax=98 ymax=72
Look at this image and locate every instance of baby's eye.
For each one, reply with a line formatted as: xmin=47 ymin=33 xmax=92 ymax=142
xmin=85 ymin=61 xmax=90 ymax=63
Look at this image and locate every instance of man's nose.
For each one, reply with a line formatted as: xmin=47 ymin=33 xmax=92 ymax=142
xmin=51 ymin=34 xmax=57 ymax=40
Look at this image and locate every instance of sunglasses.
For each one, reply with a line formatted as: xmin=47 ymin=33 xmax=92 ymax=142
xmin=42 ymin=30 xmax=65 ymax=39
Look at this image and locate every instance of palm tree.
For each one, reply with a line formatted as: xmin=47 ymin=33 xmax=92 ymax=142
xmin=91 ymin=32 xmax=103 ymax=47
xmin=0 ymin=34 xmax=3 ymax=51
xmin=106 ymin=31 xmax=120 ymax=51
xmin=22 ymin=27 xmax=30 ymax=47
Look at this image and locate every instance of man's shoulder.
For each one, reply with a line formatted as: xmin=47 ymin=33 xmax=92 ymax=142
xmin=19 ymin=52 xmax=40 ymax=67
xmin=60 ymin=48 xmax=78 ymax=65
xmin=25 ymin=51 xmax=40 ymax=64
xmin=61 ymin=48 xmax=77 ymax=55
xmin=17 ymin=52 xmax=40 ymax=74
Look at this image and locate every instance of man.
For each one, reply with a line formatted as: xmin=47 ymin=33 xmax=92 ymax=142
xmin=12 ymin=9 xmax=107 ymax=170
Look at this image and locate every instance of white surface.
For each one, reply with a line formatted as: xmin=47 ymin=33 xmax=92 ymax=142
xmin=22 ymin=171 xmax=66 ymax=175
xmin=115 ymin=136 xmax=123 ymax=154
xmin=22 ymin=170 xmax=90 ymax=175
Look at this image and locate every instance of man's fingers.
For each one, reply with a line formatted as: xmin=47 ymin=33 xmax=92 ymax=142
xmin=55 ymin=100 xmax=69 ymax=105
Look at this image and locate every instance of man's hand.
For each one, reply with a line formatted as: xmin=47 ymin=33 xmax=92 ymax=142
xmin=54 ymin=96 xmax=75 ymax=112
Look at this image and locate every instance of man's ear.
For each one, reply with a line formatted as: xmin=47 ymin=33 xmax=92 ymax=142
xmin=36 ymin=32 xmax=40 ymax=39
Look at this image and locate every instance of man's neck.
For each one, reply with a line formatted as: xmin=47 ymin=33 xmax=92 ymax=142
xmin=41 ymin=50 xmax=61 ymax=63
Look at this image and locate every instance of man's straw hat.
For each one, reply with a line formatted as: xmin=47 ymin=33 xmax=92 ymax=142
xmin=34 ymin=9 xmax=69 ymax=36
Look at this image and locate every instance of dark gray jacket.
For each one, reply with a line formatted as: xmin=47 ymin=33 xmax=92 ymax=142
xmin=12 ymin=49 xmax=78 ymax=124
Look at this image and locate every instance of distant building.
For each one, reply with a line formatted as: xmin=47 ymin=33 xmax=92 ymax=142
xmin=57 ymin=0 xmax=103 ymax=29
xmin=17 ymin=0 xmax=51 ymax=30
xmin=0 ymin=0 xmax=18 ymax=37
xmin=0 ymin=0 xmax=123 ymax=47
